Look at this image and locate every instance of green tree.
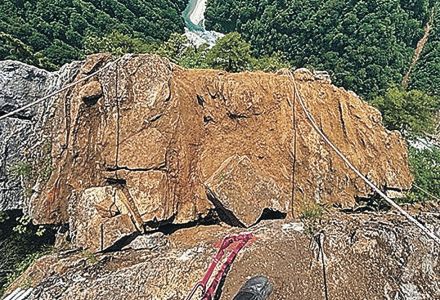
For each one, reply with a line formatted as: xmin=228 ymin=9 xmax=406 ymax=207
xmin=371 ymin=87 xmax=440 ymax=137
xmin=0 ymin=32 xmax=37 ymax=65
xmin=84 ymin=31 xmax=156 ymax=55
xmin=252 ymin=51 xmax=290 ymax=72
xmin=177 ymin=44 xmax=210 ymax=69
xmin=157 ymin=32 xmax=191 ymax=61
xmin=205 ymin=0 xmax=432 ymax=99
xmin=406 ymin=146 xmax=440 ymax=203
xmin=206 ymin=32 xmax=252 ymax=72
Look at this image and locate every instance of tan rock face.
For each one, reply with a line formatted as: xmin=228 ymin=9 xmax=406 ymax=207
xmin=70 ymin=186 xmax=138 ymax=252
xmin=31 ymin=54 xmax=413 ymax=250
xmin=206 ymin=155 xmax=288 ymax=227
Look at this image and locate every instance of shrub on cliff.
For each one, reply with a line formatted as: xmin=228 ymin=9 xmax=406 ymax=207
xmin=371 ymin=87 xmax=440 ymax=138
xmin=206 ymin=32 xmax=253 ymax=72
xmin=407 ymin=147 xmax=440 ymax=203
xmin=0 ymin=211 xmax=54 ymax=296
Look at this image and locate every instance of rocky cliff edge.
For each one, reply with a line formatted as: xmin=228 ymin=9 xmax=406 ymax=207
xmin=1 ymin=54 xmax=432 ymax=300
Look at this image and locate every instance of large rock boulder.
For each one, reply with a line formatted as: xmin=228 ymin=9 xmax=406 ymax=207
xmin=1 ymin=54 xmax=413 ymax=251
xmin=206 ymin=155 xmax=288 ymax=227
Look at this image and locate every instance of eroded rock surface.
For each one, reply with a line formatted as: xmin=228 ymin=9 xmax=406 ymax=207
xmin=0 ymin=60 xmax=80 ymax=211
xmin=6 ymin=212 xmax=440 ymax=300
xmin=1 ymin=54 xmax=413 ymax=251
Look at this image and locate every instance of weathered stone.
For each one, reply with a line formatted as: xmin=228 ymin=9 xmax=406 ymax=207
xmin=122 ymin=232 xmax=169 ymax=251
xmin=121 ymin=171 xmax=170 ymax=223
xmin=0 ymin=60 xmax=80 ymax=211
xmin=70 ymin=186 xmax=138 ymax=252
xmin=293 ymin=68 xmax=314 ymax=81
xmin=206 ymin=155 xmax=288 ymax=227
xmin=80 ymin=80 xmax=103 ymax=105
xmin=313 ymin=70 xmax=331 ymax=83
xmin=5 ymin=212 xmax=440 ymax=300
xmin=1 ymin=54 xmax=414 ymax=251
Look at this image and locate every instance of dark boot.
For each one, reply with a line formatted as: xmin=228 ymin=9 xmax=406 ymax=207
xmin=232 ymin=276 xmax=273 ymax=300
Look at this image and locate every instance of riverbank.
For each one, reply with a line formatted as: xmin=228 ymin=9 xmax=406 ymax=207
xmin=182 ymin=0 xmax=224 ymax=47
xmin=182 ymin=0 xmax=206 ymax=31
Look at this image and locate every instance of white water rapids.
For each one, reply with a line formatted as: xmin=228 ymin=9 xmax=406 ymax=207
xmin=182 ymin=0 xmax=224 ymax=47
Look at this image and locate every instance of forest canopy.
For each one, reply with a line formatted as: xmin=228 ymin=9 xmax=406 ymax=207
xmin=0 ymin=0 xmax=185 ymax=69
xmin=205 ymin=0 xmax=439 ymax=100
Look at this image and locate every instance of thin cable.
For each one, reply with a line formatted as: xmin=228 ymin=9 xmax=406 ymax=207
xmin=115 ymin=58 xmax=121 ymax=179
xmin=289 ymin=73 xmax=440 ymax=246
xmin=413 ymin=184 xmax=440 ymax=202
xmin=0 ymin=56 xmax=123 ymax=122
xmin=289 ymin=88 xmax=298 ymax=218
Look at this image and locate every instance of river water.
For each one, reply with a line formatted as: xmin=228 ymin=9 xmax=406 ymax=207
xmin=182 ymin=0 xmax=223 ymax=47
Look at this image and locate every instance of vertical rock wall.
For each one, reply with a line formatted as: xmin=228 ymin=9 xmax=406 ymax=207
xmin=0 ymin=54 xmax=413 ymax=251
xmin=0 ymin=60 xmax=80 ymax=211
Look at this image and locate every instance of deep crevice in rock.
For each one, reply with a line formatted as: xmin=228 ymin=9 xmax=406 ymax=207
xmin=145 ymin=210 xmax=219 ymax=235
xmin=227 ymin=112 xmax=248 ymax=120
xmin=147 ymin=113 xmax=162 ymax=123
xmin=203 ymin=115 xmax=214 ymax=124
xmin=101 ymin=232 xmax=140 ymax=253
xmin=106 ymin=163 xmax=167 ymax=172
xmin=340 ymin=195 xmax=391 ymax=213
xmin=384 ymin=186 xmax=405 ymax=192
xmin=101 ymin=211 xmax=220 ymax=252
xmin=105 ymin=177 xmax=127 ymax=185
xmin=206 ymin=189 xmax=245 ymax=227
xmin=197 ymin=94 xmax=205 ymax=107
xmin=256 ymin=208 xmax=287 ymax=223
xmin=82 ymin=94 xmax=101 ymax=106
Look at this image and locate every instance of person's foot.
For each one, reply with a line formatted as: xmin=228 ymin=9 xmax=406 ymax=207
xmin=232 ymin=276 xmax=273 ymax=300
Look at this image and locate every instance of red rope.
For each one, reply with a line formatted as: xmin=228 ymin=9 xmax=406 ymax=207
xmin=185 ymin=232 xmax=254 ymax=300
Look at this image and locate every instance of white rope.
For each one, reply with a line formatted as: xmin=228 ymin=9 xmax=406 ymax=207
xmin=3 ymin=288 xmax=22 ymax=300
xmin=288 ymin=73 xmax=440 ymax=245
xmin=0 ymin=57 xmax=123 ymax=122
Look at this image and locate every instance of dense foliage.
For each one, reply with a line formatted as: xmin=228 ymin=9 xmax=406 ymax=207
xmin=410 ymin=6 xmax=440 ymax=97
xmin=87 ymin=31 xmax=289 ymax=72
xmin=407 ymin=147 xmax=440 ymax=203
xmin=0 ymin=211 xmax=54 ymax=296
xmin=205 ymin=0 xmax=438 ymax=99
xmin=371 ymin=87 xmax=440 ymax=138
xmin=0 ymin=0 xmax=185 ymax=69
